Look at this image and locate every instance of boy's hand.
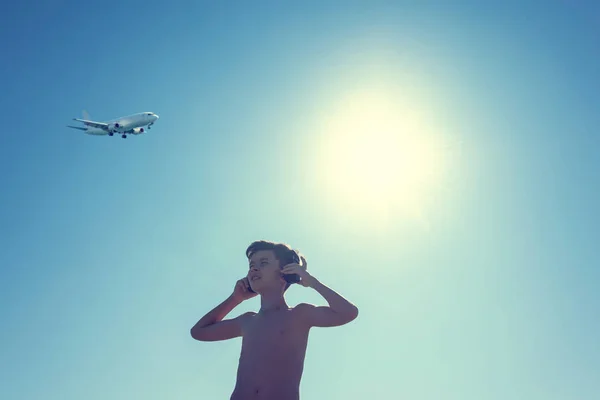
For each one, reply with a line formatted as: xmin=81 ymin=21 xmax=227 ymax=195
xmin=232 ymin=278 xmax=257 ymax=302
xmin=282 ymin=262 xmax=317 ymax=288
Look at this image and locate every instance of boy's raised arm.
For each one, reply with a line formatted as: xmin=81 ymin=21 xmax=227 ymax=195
xmin=296 ymin=280 xmax=359 ymax=327
xmin=190 ymin=278 xmax=256 ymax=341
xmin=282 ymin=262 xmax=359 ymax=328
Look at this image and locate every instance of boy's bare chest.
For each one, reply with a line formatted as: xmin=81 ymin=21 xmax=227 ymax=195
xmin=242 ymin=311 xmax=307 ymax=349
xmin=235 ymin=310 xmax=309 ymax=396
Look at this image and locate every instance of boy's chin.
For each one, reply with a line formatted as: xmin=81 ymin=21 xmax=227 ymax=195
xmin=251 ymin=283 xmax=281 ymax=293
xmin=249 ymin=282 xmax=263 ymax=293
xmin=251 ymin=284 xmax=267 ymax=293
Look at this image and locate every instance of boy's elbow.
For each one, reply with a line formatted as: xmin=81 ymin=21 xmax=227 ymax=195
xmin=338 ymin=305 xmax=358 ymax=325
xmin=190 ymin=326 xmax=208 ymax=341
xmin=190 ymin=327 xmax=201 ymax=341
xmin=347 ymin=305 xmax=359 ymax=321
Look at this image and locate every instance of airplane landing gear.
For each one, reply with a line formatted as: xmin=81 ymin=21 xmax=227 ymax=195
xmin=108 ymin=132 xmax=114 ymax=136
xmin=122 ymin=134 xmax=127 ymax=139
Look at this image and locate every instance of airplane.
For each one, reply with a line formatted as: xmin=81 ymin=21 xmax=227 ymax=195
xmin=67 ymin=112 xmax=159 ymax=138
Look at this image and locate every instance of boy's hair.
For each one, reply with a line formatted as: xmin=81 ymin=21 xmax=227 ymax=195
xmin=245 ymin=240 xmax=305 ymax=291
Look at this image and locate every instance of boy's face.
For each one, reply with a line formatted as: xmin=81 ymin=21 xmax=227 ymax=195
xmin=247 ymin=250 xmax=284 ymax=293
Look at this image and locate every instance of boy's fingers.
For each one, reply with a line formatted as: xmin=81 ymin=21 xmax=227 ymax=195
xmin=237 ymin=279 xmax=248 ymax=291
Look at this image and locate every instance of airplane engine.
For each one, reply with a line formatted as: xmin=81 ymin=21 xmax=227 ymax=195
xmin=132 ymin=127 xmax=145 ymax=135
xmin=108 ymin=122 xmax=121 ymax=132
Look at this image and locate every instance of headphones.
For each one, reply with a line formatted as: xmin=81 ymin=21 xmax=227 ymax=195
xmin=283 ymin=250 xmax=303 ymax=285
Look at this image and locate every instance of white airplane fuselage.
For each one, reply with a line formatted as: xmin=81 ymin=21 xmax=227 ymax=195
xmin=70 ymin=112 xmax=159 ymax=138
xmin=88 ymin=112 xmax=158 ymax=135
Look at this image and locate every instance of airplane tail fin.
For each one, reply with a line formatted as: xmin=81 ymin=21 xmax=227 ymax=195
xmin=68 ymin=110 xmax=91 ymax=131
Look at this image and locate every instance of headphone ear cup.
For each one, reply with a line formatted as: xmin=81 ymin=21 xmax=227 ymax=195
xmin=292 ymin=250 xmax=300 ymax=264
xmin=294 ymin=250 xmax=306 ymax=268
xmin=300 ymin=255 xmax=307 ymax=269
xmin=284 ymin=273 xmax=301 ymax=284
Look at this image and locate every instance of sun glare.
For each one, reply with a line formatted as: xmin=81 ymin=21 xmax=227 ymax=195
xmin=315 ymin=89 xmax=449 ymax=227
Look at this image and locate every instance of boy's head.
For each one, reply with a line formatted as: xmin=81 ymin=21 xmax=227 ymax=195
xmin=246 ymin=240 xmax=305 ymax=294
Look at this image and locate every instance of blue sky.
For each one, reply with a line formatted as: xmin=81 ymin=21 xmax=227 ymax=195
xmin=1 ymin=1 xmax=599 ymax=399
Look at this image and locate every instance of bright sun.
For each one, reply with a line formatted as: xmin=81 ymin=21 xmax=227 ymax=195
xmin=315 ymin=88 xmax=449 ymax=227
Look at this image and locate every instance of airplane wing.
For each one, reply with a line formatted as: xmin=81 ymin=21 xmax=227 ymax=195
xmin=73 ymin=118 xmax=109 ymax=130
xmin=67 ymin=125 xmax=87 ymax=131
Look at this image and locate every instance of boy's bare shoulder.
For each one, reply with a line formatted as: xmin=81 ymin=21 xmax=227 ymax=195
xmin=292 ymin=302 xmax=357 ymax=327
xmin=242 ymin=311 xmax=258 ymax=317
xmin=292 ymin=303 xmax=315 ymax=313
xmin=238 ymin=310 xmax=257 ymax=324
xmin=240 ymin=311 xmax=257 ymax=319
xmin=291 ymin=303 xmax=316 ymax=322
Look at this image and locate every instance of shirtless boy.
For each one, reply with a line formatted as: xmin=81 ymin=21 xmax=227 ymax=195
xmin=191 ymin=240 xmax=359 ymax=400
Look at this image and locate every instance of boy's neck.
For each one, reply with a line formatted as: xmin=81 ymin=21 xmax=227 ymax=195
xmin=259 ymin=290 xmax=288 ymax=312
